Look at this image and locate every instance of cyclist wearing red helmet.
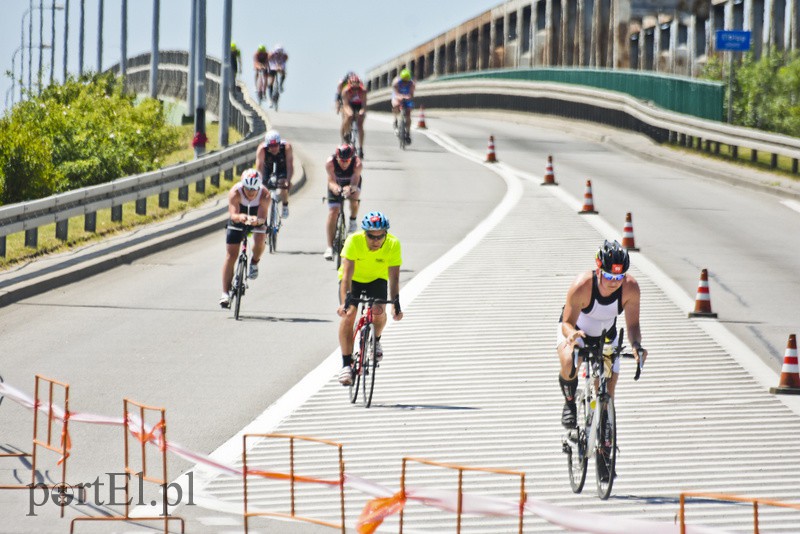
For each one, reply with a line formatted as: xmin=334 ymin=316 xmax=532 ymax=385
xmin=557 ymin=240 xmax=648 ymax=428
xmin=324 ymin=144 xmax=362 ymax=260
xmin=340 ymin=74 xmax=367 ymax=158
xmin=255 ymin=129 xmax=294 ymax=218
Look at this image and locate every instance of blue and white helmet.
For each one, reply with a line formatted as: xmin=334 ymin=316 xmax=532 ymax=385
xmin=361 ymin=211 xmax=390 ymax=231
xmin=265 ymin=129 xmax=281 ymax=147
xmin=241 ymin=169 xmax=262 ymax=190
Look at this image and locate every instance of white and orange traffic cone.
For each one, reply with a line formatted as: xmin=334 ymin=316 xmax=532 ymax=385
xmin=621 ymin=212 xmax=639 ymax=251
xmin=688 ymin=268 xmax=718 ymax=318
xmin=770 ymin=334 xmax=800 ymax=395
xmin=417 ymin=106 xmax=427 ymax=129
xmin=578 ymin=180 xmax=598 ymax=214
xmin=485 ymin=135 xmax=498 ymax=163
xmin=541 ymin=155 xmax=558 ymax=186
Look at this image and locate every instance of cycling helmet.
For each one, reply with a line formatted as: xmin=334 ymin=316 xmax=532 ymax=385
xmin=241 ymin=169 xmax=262 ymax=190
xmin=595 ymin=240 xmax=630 ymax=274
xmin=361 ymin=211 xmax=390 ymax=231
xmin=348 ymin=73 xmax=361 ymax=85
xmin=273 ymin=43 xmax=284 ymax=51
xmin=336 ymin=144 xmax=354 ymax=160
xmin=400 ymin=68 xmax=412 ymax=81
xmin=265 ymin=129 xmax=281 ymax=147
xmin=230 ymin=42 xmax=238 ymax=51
xmin=257 ymin=44 xmax=267 ymax=52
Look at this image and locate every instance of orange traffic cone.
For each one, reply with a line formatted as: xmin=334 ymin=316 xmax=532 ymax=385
xmin=417 ymin=106 xmax=427 ymax=129
xmin=621 ymin=212 xmax=639 ymax=251
xmin=770 ymin=334 xmax=800 ymax=394
xmin=541 ymin=155 xmax=558 ymax=186
xmin=688 ymin=269 xmax=717 ymax=318
xmin=485 ymin=135 xmax=498 ymax=163
xmin=578 ymin=180 xmax=598 ymax=214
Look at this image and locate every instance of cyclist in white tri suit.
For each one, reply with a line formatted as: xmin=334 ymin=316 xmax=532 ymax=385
xmin=219 ymin=169 xmax=270 ymax=308
xmin=557 ymin=240 xmax=648 ymax=428
xmin=267 ymin=43 xmax=288 ymax=104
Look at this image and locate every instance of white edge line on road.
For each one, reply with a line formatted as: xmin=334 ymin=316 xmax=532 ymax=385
xmin=142 ymin=125 xmax=525 ymax=518
xmin=780 ymin=198 xmax=800 ymax=214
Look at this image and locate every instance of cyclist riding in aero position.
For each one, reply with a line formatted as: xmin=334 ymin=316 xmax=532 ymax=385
xmin=558 ymin=240 xmax=648 ymax=430
xmin=255 ymin=129 xmax=294 ymax=218
xmin=334 ymin=71 xmax=356 ymax=114
xmin=340 ymin=74 xmax=367 ymax=158
xmin=324 ymin=144 xmax=363 ymax=260
xmin=219 ymin=170 xmax=270 ymax=308
xmin=337 ymin=212 xmax=403 ymax=385
xmin=391 ymin=68 xmax=416 ymax=144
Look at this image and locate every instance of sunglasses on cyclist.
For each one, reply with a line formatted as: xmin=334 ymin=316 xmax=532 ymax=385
xmin=365 ymin=232 xmax=387 ymax=241
xmin=600 ymin=270 xmax=626 ymax=281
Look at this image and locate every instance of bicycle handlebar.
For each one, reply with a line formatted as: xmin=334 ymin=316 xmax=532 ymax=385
xmin=572 ymin=327 xmax=644 ymax=381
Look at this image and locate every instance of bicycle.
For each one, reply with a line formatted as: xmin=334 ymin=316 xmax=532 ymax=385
xmin=265 ymin=164 xmax=284 ymax=254
xmin=396 ymin=98 xmax=413 ymax=150
xmin=562 ymin=328 xmax=642 ymax=499
xmin=225 ymin=224 xmax=265 ymax=320
xmin=331 ymin=195 xmax=359 ymax=269
xmin=347 ymin=115 xmax=360 ymax=157
xmin=256 ymin=68 xmax=268 ymax=104
xmin=269 ymin=71 xmax=281 ymax=110
xmin=348 ymin=293 xmax=392 ymax=408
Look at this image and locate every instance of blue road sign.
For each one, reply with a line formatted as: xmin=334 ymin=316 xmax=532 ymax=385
xmin=716 ymin=30 xmax=752 ymax=51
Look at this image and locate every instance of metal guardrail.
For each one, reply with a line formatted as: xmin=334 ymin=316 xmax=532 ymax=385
xmin=368 ymin=79 xmax=800 ymax=171
xmin=0 ymin=51 xmax=265 ymax=256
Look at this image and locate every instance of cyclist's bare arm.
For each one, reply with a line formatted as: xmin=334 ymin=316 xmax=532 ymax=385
xmin=337 ymin=259 xmax=356 ymax=316
xmin=621 ymin=276 xmax=647 ymax=363
xmin=341 ymin=91 xmax=355 ymax=118
xmin=561 ymin=272 xmax=593 ymax=345
xmin=325 ymin=158 xmax=342 ymax=194
xmin=284 ymin=143 xmax=295 ymax=183
xmin=349 ymin=160 xmax=363 ymax=189
xmin=228 ymin=189 xmax=244 ymax=222
xmin=359 ymin=92 xmax=367 ymax=115
xmin=388 ymin=265 xmax=403 ymax=321
xmin=255 ymin=146 xmax=267 ymax=179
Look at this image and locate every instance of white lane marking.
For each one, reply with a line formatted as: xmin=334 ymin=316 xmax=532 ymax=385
xmin=142 ymin=122 xmax=525 ymax=517
xmin=780 ymin=199 xmax=800 ymax=214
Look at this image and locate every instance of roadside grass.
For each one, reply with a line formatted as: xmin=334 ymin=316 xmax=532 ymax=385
xmin=669 ymin=138 xmax=800 ymax=183
xmin=0 ymin=123 xmax=246 ymax=270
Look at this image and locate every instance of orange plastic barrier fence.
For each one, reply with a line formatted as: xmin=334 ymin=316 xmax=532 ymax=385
xmin=399 ymin=457 xmax=527 ymax=534
xmin=0 ymin=376 xmax=72 ymax=518
xmin=242 ymin=433 xmax=345 ymax=533
xmin=679 ymin=492 xmax=800 ymax=534
xmin=70 ymin=399 xmax=184 ymax=533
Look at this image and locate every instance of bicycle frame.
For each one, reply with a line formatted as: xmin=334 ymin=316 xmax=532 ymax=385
xmin=349 ymin=295 xmax=391 ymax=408
xmin=226 ymin=225 xmax=265 ymax=320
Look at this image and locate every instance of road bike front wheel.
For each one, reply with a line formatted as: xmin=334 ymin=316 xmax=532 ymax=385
xmin=596 ymin=398 xmax=617 ymax=499
xmin=567 ymin=389 xmax=589 ymax=493
xmin=398 ymin=118 xmax=407 ymax=150
xmin=233 ymin=255 xmax=247 ymax=320
xmin=361 ymin=324 xmax=377 ymax=408
xmin=334 ymin=213 xmax=346 ymax=270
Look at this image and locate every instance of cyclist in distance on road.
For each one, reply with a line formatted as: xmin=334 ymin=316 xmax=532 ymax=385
xmin=267 ymin=43 xmax=289 ymax=106
xmin=340 ymin=73 xmax=367 ymax=158
xmin=557 ymin=240 xmax=648 ymax=427
xmin=336 ymin=211 xmax=403 ymax=385
xmin=391 ymin=68 xmax=415 ymax=144
xmin=230 ymin=42 xmax=242 ymax=80
xmin=324 ymin=144 xmax=363 ymax=260
xmin=219 ymin=169 xmax=270 ymax=308
xmin=334 ymin=71 xmax=356 ymax=114
xmin=255 ymin=129 xmax=294 ymax=218
xmin=252 ymin=44 xmax=269 ymax=88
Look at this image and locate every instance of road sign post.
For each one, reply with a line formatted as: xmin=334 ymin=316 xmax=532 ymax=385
xmin=716 ymin=30 xmax=751 ymax=124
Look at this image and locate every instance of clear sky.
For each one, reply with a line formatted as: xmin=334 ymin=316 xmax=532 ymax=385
xmin=2 ymin=0 xmax=502 ymax=115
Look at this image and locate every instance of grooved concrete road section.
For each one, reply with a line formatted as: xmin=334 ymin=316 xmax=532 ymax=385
xmin=1 ymin=110 xmax=799 ymax=533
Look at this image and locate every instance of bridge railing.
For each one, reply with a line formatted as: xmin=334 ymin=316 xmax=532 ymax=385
xmin=0 ymin=51 xmax=265 ymax=257
xmin=368 ymin=78 xmax=800 ymax=172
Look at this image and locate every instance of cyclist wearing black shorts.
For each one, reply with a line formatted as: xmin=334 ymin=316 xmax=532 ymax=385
xmin=324 ymin=144 xmax=362 ymax=260
xmin=336 ymin=211 xmax=403 ymax=385
xmin=220 ymin=169 xmax=269 ymax=308
xmin=340 ymin=74 xmax=367 ymax=158
xmin=255 ymin=129 xmax=294 ymax=218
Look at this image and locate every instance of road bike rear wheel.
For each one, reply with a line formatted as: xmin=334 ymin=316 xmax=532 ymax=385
xmin=362 ymin=324 xmax=377 ymax=408
xmin=596 ymin=398 xmax=617 ymax=499
xmin=233 ymin=255 xmax=246 ymax=320
xmin=268 ymin=202 xmax=279 ymax=254
xmin=567 ymin=389 xmax=589 ymax=493
xmin=398 ymin=117 xmax=407 ymax=150
xmin=349 ymin=334 xmax=364 ymax=404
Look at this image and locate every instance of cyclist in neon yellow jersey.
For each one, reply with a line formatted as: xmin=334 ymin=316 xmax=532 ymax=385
xmin=336 ymin=211 xmax=403 ymax=386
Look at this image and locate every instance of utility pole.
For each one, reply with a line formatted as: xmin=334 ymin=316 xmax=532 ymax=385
xmin=29 ymin=0 xmax=33 ymax=91
xmin=121 ymin=0 xmax=127 ymax=80
xmin=219 ymin=0 xmax=232 ymax=147
xmin=78 ymin=0 xmax=84 ymax=74
xmin=187 ymin=0 xmax=196 ymax=114
xmin=194 ymin=0 xmax=207 ymax=158
xmin=63 ymin=0 xmax=69 ymax=81
xmin=50 ymin=1 xmax=55 ymax=85
xmin=149 ymin=0 xmax=159 ymax=98
xmin=38 ymin=0 xmax=43 ymax=93
xmin=97 ymin=0 xmax=103 ymax=72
